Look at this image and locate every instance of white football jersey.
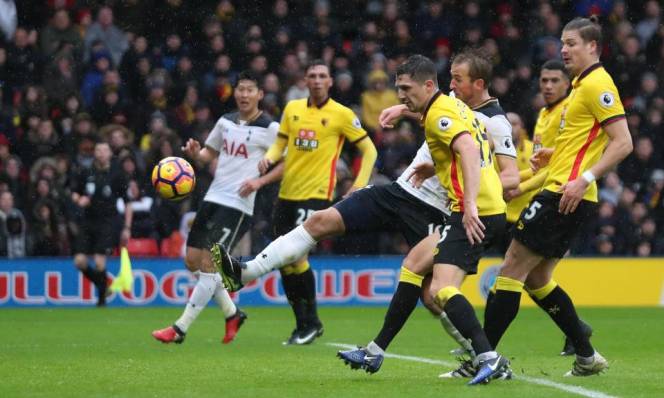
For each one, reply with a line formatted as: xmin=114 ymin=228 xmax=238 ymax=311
xmin=472 ymin=98 xmax=516 ymax=158
xmin=204 ymin=112 xmax=279 ymax=215
xmin=397 ymin=142 xmax=451 ymax=215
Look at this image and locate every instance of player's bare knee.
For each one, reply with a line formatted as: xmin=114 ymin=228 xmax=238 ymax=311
xmin=73 ymin=254 xmax=87 ymax=269
xmin=421 ymin=290 xmax=442 ymax=316
xmin=304 ymin=208 xmax=343 ymax=240
xmin=184 ymin=251 xmax=201 ymax=272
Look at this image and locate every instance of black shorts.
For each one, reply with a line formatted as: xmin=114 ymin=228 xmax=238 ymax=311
xmin=513 ymin=190 xmax=597 ymax=258
xmin=495 ymin=221 xmax=515 ymax=255
xmin=433 ymin=212 xmax=506 ymax=275
xmin=74 ymin=220 xmax=116 ymax=255
xmin=187 ymin=202 xmax=252 ymax=251
xmin=334 ymin=182 xmax=448 ymax=247
xmin=273 ymin=198 xmax=332 ymax=237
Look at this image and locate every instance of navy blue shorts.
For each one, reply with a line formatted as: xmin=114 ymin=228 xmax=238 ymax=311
xmin=334 ymin=182 xmax=448 ymax=247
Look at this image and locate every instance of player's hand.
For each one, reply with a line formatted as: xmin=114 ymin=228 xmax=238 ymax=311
xmin=120 ymin=227 xmax=131 ymax=246
xmin=504 ymin=187 xmax=522 ymax=201
xmin=379 ymin=104 xmax=408 ymax=128
xmin=239 ymin=178 xmax=262 ymax=197
xmin=182 ymin=139 xmax=201 ymax=160
xmin=78 ymin=196 xmax=90 ymax=207
xmin=406 ymin=162 xmax=436 ymax=188
xmin=258 ymin=158 xmax=274 ymax=175
xmin=530 ymin=148 xmax=554 ymax=172
xmin=462 ymin=202 xmax=485 ymax=245
xmin=558 ymin=178 xmax=588 ymax=215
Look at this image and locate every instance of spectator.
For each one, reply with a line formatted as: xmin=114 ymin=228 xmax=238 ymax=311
xmin=83 ymin=6 xmax=128 ymax=66
xmin=0 ymin=191 xmax=27 ymax=258
xmin=40 ymin=9 xmax=82 ymax=59
xmin=361 ymin=69 xmax=399 ymax=134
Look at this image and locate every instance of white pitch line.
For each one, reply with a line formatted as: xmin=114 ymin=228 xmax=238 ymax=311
xmin=327 ymin=343 xmax=618 ymax=398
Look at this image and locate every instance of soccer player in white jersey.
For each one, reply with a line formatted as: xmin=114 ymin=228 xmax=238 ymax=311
xmin=152 ymin=70 xmax=282 ymax=344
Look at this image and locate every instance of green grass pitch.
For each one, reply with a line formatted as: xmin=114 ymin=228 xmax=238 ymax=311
xmin=1 ymin=307 xmax=663 ymax=398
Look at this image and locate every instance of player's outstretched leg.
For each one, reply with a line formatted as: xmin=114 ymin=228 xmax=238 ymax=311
xmin=212 ymin=243 xmax=245 ymax=292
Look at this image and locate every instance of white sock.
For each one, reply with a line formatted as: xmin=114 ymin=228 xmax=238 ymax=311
xmin=440 ymin=311 xmax=476 ymax=356
xmin=475 ymin=351 xmax=498 ymax=363
xmin=175 ymin=272 xmax=220 ymax=332
xmin=366 ymin=341 xmax=385 ymax=355
xmin=212 ymin=278 xmax=237 ymax=319
xmin=242 ymin=225 xmax=317 ymax=283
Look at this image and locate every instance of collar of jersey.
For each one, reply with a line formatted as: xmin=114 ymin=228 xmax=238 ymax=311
xmin=471 ymin=97 xmax=499 ymax=111
xmin=573 ymin=62 xmax=602 ymax=87
xmin=307 ymin=96 xmax=330 ymax=108
xmin=422 ymin=91 xmax=443 ymax=121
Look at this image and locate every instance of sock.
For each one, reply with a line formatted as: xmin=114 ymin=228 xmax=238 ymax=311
xmin=483 ymin=276 xmax=524 ymax=349
xmin=483 ymin=290 xmax=495 ymax=325
xmin=175 ymin=272 xmax=220 ymax=333
xmin=373 ymin=268 xmax=423 ymax=350
xmin=366 ymin=341 xmax=385 ymax=356
xmin=535 ymin=282 xmax=594 ymax=357
xmin=242 ymin=225 xmax=317 ymax=283
xmin=295 ymin=265 xmax=320 ymax=328
xmin=212 ymin=278 xmax=237 ymax=319
xmin=281 ymin=269 xmax=307 ymax=330
xmin=438 ymin=287 xmax=493 ymax=355
xmin=440 ymin=311 xmax=475 ymax=356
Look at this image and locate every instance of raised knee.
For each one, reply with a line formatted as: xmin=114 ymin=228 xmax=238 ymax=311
xmin=304 ymin=209 xmax=340 ymax=239
xmin=184 ymin=254 xmax=200 ymax=272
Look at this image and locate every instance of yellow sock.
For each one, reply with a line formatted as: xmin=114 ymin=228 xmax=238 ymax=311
xmin=528 ymin=279 xmax=558 ymax=300
xmin=281 ymin=264 xmax=295 ymax=275
xmin=399 ymin=267 xmax=424 ymax=287
xmin=495 ymin=276 xmax=524 ymax=293
xmin=434 ymin=286 xmax=461 ymax=308
xmin=291 ymin=260 xmax=310 ymax=275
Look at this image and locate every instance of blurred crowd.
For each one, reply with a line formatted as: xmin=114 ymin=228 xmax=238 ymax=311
xmin=0 ymin=0 xmax=662 ymax=257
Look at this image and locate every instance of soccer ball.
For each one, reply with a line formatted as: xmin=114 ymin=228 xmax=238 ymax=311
xmin=151 ymin=157 xmax=196 ymax=201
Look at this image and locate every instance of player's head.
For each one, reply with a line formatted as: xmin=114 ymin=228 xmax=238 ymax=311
xmin=561 ymin=16 xmax=602 ymax=76
xmin=539 ymin=59 xmax=570 ymax=106
xmin=395 ymin=55 xmax=438 ymax=113
xmin=234 ymin=70 xmax=264 ymax=116
xmin=450 ymin=48 xmax=492 ymax=104
xmin=305 ymin=59 xmax=332 ymax=101
xmin=94 ymin=141 xmax=112 ymax=166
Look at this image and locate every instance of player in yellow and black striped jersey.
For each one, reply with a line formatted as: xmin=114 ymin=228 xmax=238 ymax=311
xmin=259 ymin=60 xmax=377 ymax=345
xmin=384 ymin=55 xmax=509 ymax=384
xmin=484 ymin=17 xmax=633 ymax=377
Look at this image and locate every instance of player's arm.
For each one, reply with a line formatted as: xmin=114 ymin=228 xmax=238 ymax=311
xmin=239 ymin=161 xmax=285 ymax=198
xmin=452 ymin=132 xmax=485 ymax=244
xmin=259 ymin=133 xmax=288 ymax=174
xmin=559 ymin=118 xmax=632 ymax=214
xmin=182 ymin=138 xmax=218 ymax=164
xmin=495 ymin=155 xmax=519 ymax=190
xmin=506 ymin=168 xmax=549 ymax=201
xmin=486 ymin=116 xmax=519 ymax=190
xmin=379 ymin=104 xmax=422 ymax=128
xmin=350 ymin=137 xmax=377 ymax=191
xmin=120 ymin=199 xmax=133 ymax=245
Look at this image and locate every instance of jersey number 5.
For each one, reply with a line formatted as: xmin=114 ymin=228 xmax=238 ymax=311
xmin=523 ymin=201 xmax=542 ymax=220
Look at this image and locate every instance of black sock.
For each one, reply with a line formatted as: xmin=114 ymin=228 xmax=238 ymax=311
xmin=281 ymin=272 xmax=307 ymax=330
xmin=539 ymin=286 xmax=594 ymax=357
xmin=444 ymin=294 xmax=492 ymax=355
xmin=484 ymin=289 xmax=521 ymax=349
xmin=94 ymin=269 xmax=107 ymax=306
xmin=80 ymin=266 xmax=97 ymax=283
xmin=373 ymin=282 xmax=421 ymax=351
xmin=483 ymin=290 xmax=495 ymax=325
xmin=298 ymin=268 xmax=320 ymax=328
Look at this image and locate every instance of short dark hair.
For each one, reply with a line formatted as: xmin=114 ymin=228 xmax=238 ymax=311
xmin=451 ymin=48 xmax=493 ymax=84
xmin=541 ymin=59 xmax=570 ymax=80
xmin=396 ymin=55 xmax=438 ymax=85
xmin=563 ymin=16 xmax=602 ymax=49
xmin=236 ymin=70 xmax=262 ymax=88
xmin=305 ymin=59 xmax=330 ymax=74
